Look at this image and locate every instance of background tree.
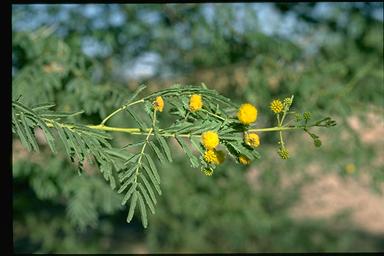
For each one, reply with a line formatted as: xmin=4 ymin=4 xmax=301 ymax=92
xmin=12 ymin=3 xmax=384 ymax=253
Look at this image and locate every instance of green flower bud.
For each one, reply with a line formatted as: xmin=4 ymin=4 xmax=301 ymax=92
xmin=202 ymin=167 xmax=214 ymax=176
xmin=303 ymin=112 xmax=312 ymax=121
xmin=283 ymin=97 xmax=293 ymax=108
xmin=278 ymin=148 xmax=289 ymax=160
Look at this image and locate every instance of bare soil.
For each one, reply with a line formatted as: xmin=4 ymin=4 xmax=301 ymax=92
xmin=290 ymin=111 xmax=384 ymax=235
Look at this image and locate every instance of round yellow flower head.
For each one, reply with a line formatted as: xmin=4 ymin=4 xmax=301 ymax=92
xmin=201 ymin=131 xmax=219 ymax=150
xmin=203 ymin=149 xmax=225 ymax=165
xmin=239 ymin=155 xmax=251 ymax=165
xmin=189 ymin=94 xmax=203 ymax=112
xmin=237 ymin=103 xmax=258 ymax=125
xmin=270 ymin=99 xmax=283 ymax=114
xmin=244 ymin=133 xmax=260 ymax=148
xmin=153 ymin=96 xmax=164 ymax=112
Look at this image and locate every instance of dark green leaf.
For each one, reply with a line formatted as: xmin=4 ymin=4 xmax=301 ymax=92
xmin=119 ymin=164 xmax=139 ymax=182
xmin=53 ymin=122 xmax=72 ymax=158
xmin=144 ymin=154 xmax=160 ymax=182
xmin=126 ymin=108 xmax=147 ymax=132
xmin=142 ymin=163 xmax=161 ymax=195
xmin=12 ymin=110 xmax=32 ymax=151
xmin=126 ymin=191 xmax=138 ymax=223
xmin=122 ymin=183 xmax=138 ymax=206
xmin=175 ymin=136 xmax=199 ymax=168
xmin=139 ymin=174 xmax=157 ymax=205
xmin=156 ymin=135 xmax=172 ymax=162
xmin=138 ymin=193 xmax=148 ymax=228
xmin=20 ymin=112 xmax=39 ymax=151
xmin=138 ymin=183 xmax=155 ymax=214
xmin=149 ymin=141 xmax=166 ymax=163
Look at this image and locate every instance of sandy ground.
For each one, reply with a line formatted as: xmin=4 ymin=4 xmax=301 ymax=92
xmin=290 ymin=172 xmax=384 ymax=235
xmin=290 ymin=111 xmax=384 ymax=235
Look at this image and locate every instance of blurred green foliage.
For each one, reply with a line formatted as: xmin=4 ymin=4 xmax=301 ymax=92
xmin=12 ymin=3 xmax=384 ymax=253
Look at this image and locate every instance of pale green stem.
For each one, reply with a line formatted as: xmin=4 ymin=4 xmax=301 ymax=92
xmin=134 ymin=110 xmax=157 ymax=183
xmin=153 ymin=110 xmax=157 ymax=128
xmin=275 ymin=113 xmax=284 ymax=148
xmin=86 ymin=125 xmax=195 ymax=138
xmin=279 ymin=128 xmax=285 ymax=148
xmin=184 ymin=112 xmax=190 ymax=121
xmin=88 ymin=124 xmax=305 ymax=136
xmin=45 ymin=118 xmax=307 ymax=137
xmin=100 ymin=99 xmax=144 ymax=126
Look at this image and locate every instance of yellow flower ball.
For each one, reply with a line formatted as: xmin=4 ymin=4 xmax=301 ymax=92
xmin=189 ymin=94 xmax=203 ymax=112
xmin=203 ymin=149 xmax=225 ymax=165
xmin=239 ymin=155 xmax=251 ymax=165
xmin=237 ymin=103 xmax=258 ymax=125
xmin=153 ymin=96 xmax=164 ymax=112
xmin=201 ymin=131 xmax=219 ymax=150
xmin=270 ymin=99 xmax=283 ymax=114
xmin=244 ymin=133 xmax=260 ymax=148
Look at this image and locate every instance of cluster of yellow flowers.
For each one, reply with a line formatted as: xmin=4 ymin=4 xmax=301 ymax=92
xmin=152 ymin=94 xmax=297 ymax=172
xmin=236 ymin=103 xmax=261 ymax=165
xmin=199 ymin=102 xmax=262 ymax=168
xmin=201 ymin=131 xmax=225 ymax=165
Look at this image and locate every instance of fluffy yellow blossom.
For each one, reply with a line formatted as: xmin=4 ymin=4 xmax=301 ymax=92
xmin=153 ymin=96 xmax=164 ymax=112
xmin=189 ymin=94 xmax=203 ymax=112
xmin=201 ymin=131 xmax=219 ymax=150
xmin=237 ymin=103 xmax=258 ymax=125
xmin=270 ymin=99 xmax=283 ymax=114
xmin=244 ymin=133 xmax=260 ymax=148
xmin=239 ymin=155 xmax=251 ymax=165
xmin=203 ymin=149 xmax=225 ymax=165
